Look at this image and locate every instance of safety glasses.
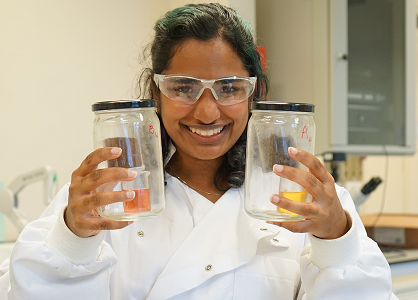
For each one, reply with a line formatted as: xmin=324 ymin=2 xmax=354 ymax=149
xmin=153 ymin=74 xmax=257 ymax=106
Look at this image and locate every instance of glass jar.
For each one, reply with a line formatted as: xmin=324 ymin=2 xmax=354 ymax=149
xmin=92 ymin=100 xmax=165 ymax=221
xmin=245 ymin=102 xmax=315 ymax=222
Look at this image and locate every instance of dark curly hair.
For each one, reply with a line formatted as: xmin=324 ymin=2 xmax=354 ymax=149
xmin=137 ymin=3 xmax=269 ymax=189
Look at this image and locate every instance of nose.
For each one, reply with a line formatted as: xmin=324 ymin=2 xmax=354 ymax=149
xmin=193 ymin=89 xmax=221 ymax=124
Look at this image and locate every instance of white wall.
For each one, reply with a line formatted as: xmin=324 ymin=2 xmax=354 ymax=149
xmin=0 ymin=0 xmax=255 ymax=240
xmin=0 ymin=0 xmax=168 ymax=240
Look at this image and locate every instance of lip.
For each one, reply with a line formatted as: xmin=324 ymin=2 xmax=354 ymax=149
xmin=184 ymin=124 xmax=229 ymax=142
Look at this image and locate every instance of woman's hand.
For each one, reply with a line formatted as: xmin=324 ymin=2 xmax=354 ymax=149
xmin=64 ymin=147 xmax=137 ymax=238
xmin=269 ymin=147 xmax=350 ymax=240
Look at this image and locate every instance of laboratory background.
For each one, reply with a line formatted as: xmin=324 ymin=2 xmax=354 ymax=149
xmin=1 ymin=0 xmax=418 ymax=298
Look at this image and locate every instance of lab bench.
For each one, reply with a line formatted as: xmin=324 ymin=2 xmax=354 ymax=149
xmin=385 ymin=248 xmax=418 ymax=299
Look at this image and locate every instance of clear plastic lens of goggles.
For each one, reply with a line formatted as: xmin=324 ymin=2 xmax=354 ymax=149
xmin=158 ymin=76 xmax=256 ymax=104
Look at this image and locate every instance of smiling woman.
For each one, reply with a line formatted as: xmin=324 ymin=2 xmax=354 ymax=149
xmin=154 ymin=38 xmax=253 ymax=200
xmin=0 ymin=3 xmax=398 ymax=300
xmin=139 ymin=4 xmax=269 ymax=195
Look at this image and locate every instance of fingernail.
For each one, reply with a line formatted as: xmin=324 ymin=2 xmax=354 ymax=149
xmin=126 ymin=191 xmax=135 ymax=199
xmin=111 ymin=148 xmax=122 ymax=155
xmin=273 ymin=165 xmax=283 ymax=173
xmin=289 ymin=147 xmax=298 ymax=155
xmin=127 ymin=169 xmax=137 ymax=178
xmin=271 ymin=195 xmax=280 ymax=204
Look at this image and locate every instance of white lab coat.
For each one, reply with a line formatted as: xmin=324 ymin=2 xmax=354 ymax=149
xmin=0 ymin=174 xmax=398 ymax=299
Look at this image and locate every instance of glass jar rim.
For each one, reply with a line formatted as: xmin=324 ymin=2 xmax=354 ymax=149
xmin=92 ymin=99 xmax=157 ymax=112
xmin=250 ymin=101 xmax=314 ymax=112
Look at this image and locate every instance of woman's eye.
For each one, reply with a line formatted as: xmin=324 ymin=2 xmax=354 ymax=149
xmin=220 ymin=85 xmax=239 ymax=94
xmin=172 ymin=85 xmax=194 ymax=94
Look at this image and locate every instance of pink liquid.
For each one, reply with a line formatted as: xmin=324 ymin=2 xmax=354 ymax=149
xmin=124 ymin=188 xmax=150 ymax=213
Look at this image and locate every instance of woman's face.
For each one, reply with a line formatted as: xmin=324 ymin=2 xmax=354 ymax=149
xmin=157 ymin=38 xmax=250 ymax=162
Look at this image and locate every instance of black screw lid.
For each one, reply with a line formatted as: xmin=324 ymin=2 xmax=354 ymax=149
xmin=251 ymin=101 xmax=314 ymax=112
xmin=92 ymin=99 xmax=157 ymax=112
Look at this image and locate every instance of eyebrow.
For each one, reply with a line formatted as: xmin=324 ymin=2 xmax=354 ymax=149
xmin=171 ymin=77 xmax=199 ymax=84
xmin=215 ymin=78 xmax=237 ymax=84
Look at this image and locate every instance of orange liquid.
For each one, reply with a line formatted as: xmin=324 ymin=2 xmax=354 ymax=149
xmin=124 ymin=188 xmax=150 ymax=213
xmin=277 ymin=191 xmax=307 ymax=216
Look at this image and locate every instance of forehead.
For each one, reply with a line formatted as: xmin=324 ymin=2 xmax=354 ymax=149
xmin=164 ymin=38 xmax=249 ymax=79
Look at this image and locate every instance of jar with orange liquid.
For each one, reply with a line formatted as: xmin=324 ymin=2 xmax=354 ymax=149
xmin=92 ymin=100 xmax=165 ymax=221
xmin=244 ymin=102 xmax=315 ymax=222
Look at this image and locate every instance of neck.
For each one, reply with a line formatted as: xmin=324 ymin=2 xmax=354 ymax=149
xmin=166 ymin=153 xmax=228 ymax=203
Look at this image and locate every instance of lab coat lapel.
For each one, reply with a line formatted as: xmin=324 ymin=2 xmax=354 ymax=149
xmin=146 ymin=188 xmax=280 ymax=300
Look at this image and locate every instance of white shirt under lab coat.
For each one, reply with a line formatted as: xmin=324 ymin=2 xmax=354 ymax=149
xmin=0 ymin=173 xmax=398 ymax=299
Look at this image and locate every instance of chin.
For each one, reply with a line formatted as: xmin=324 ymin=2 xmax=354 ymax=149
xmin=190 ymin=148 xmax=230 ymax=161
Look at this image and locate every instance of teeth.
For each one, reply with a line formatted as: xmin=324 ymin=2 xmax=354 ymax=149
xmin=188 ymin=126 xmax=224 ymax=137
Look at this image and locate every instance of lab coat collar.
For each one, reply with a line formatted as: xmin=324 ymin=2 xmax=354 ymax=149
xmin=147 ymin=187 xmax=285 ymax=299
xmin=163 ymin=141 xmax=176 ymax=167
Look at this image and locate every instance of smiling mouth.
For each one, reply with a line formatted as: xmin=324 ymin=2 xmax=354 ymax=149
xmin=188 ymin=125 xmax=225 ymax=137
